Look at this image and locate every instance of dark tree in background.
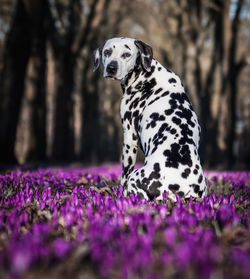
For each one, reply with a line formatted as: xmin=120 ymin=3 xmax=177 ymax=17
xmin=0 ymin=0 xmax=47 ymax=163
xmin=0 ymin=0 xmax=249 ymax=168
xmin=0 ymin=0 xmax=31 ymax=163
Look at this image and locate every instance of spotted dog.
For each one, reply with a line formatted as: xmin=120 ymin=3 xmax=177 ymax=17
xmin=94 ymin=37 xmax=207 ymax=201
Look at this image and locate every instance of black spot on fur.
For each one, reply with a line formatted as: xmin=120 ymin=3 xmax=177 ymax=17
xmin=148 ymin=181 xmax=161 ymax=200
xmin=158 ymin=67 xmax=162 ymax=71
xmin=148 ymin=96 xmax=161 ymax=106
xmin=126 ymin=86 xmax=132 ymax=95
xmin=161 ymin=91 xmax=169 ymax=97
xmin=150 ymin=123 xmax=173 ymax=154
xmin=170 ymin=128 xmax=177 ymax=135
xmin=153 ymin=163 xmax=160 ymax=173
xmin=178 ymin=123 xmax=195 ymax=146
xmin=135 ymin=81 xmax=143 ymax=90
xmin=198 ymin=174 xmax=203 ymax=183
xmin=136 ymin=178 xmax=148 ymax=192
xmin=172 ymin=116 xmax=181 ymax=125
xmin=175 ymin=104 xmax=196 ymax=128
xmin=170 ymin=93 xmax=185 ymax=104
xmin=177 ymin=191 xmax=184 ymax=197
xmin=198 ymin=190 xmax=203 ymax=198
xmin=124 ymin=44 xmax=131 ymax=50
xmin=149 ymin=169 xmax=160 ymax=180
xmin=129 ymin=97 xmax=140 ymax=110
xmin=168 ymin=184 xmax=180 ymax=191
xmin=144 ymin=66 xmax=155 ymax=78
xmin=165 ymin=109 xmax=174 ymax=116
xmin=140 ymin=78 xmax=157 ymax=100
xmin=169 ymin=78 xmax=177 ymax=84
xmin=155 ymin=88 xmax=163 ymax=95
xmin=132 ymin=110 xmax=141 ymax=132
xmin=193 ymin=169 xmax=198 ymax=175
xmin=146 ymin=113 xmax=165 ymax=129
xmin=190 ymin=184 xmax=200 ymax=194
xmin=140 ymin=101 xmax=146 ymax=108
xmin=181 ymin=168 xmax=191 ymax=178
xmin=164 ymin=143 xmax=192 ymax=168
xmin=123 ymin=111 xmax=132 ymax=122
xmin=169 ymin=98 xmax=178 ymax=110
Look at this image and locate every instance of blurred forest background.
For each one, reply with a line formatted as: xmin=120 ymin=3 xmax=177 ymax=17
xmin=0 ymin=0 xmax=250 ymax=169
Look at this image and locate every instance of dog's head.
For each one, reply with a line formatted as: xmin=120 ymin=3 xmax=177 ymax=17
xmin=93 ymin=37 xmax=153 ymax=81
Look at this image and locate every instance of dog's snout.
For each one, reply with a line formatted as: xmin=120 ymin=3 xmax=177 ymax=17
xmin=107 ymin=61 xmax=118 ymax=75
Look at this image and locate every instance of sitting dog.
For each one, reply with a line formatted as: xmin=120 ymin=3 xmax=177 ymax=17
xmin=94 ymin=37 xmax=207 ymax=200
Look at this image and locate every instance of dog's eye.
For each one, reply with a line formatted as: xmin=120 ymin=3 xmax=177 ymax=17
xmin=104 ymin=49 xmax=112 ymax=57
xmin=122 ymin=52 xmax=131 ymax=59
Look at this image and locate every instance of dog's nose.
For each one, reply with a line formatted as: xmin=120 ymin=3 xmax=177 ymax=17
xmin=106 ymin=61 xmax=118 ymax=75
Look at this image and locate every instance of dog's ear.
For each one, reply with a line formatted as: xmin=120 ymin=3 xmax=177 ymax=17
xmin=93 ymin=47 xmax=102 ymax=72
xmin=135 ymin=40 xmax=153 ymax=72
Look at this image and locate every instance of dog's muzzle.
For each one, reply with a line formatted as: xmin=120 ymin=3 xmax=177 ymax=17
xmin=106 ymin=61 xmax=118 ymax=77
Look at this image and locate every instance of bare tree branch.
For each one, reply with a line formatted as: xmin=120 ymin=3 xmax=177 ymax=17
xmin=44 ymin=0 xmax=64 ymax=56
xmin=73 ymin=0 xmax=100 ymax=55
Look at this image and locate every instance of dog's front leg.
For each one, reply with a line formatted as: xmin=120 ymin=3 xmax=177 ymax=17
xmin=121 ymin=127 xmax=138 ymax=187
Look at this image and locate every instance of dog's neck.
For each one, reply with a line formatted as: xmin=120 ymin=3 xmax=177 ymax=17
xmin=121 ymin=57 xmax=144 ymax=91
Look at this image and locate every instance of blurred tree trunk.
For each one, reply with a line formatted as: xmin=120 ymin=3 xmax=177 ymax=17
xmin=80 ymin=0 xmax=124 ymax=162
xmin=25 ymin=0 xmax=47 ymax=162
xmin=0 ymin=0 xmax=48 ymax=164
xmin=51 ymin=50 xmax=75 ymax=161
xmin=50 ymin=0 xmax=100 ymax=161
xmin=50 ymin=3 xmax=78 ymax=161
xmin=0 ymin=0 xmax=32 ymax=163
xmin=203 ymin=0 xmax=246 ymax=168
xmin=200 ymin=0 xmax=230 ymax=166
xmin=80 ymin=1 xmax=108 ymax=163
xmin=225 ymin=0 xmax=245 ymax=167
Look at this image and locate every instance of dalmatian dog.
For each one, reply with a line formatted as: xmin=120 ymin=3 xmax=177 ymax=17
xmin=94 ymin=37 xmax=207 ymax=201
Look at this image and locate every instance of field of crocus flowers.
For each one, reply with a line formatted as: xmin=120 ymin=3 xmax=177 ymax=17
xmin=0 ymin=164 xmax=249 ymax=279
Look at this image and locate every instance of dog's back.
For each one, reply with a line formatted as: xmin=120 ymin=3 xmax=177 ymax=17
xmin=121 ymin=58 xmax=207 ymax=200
